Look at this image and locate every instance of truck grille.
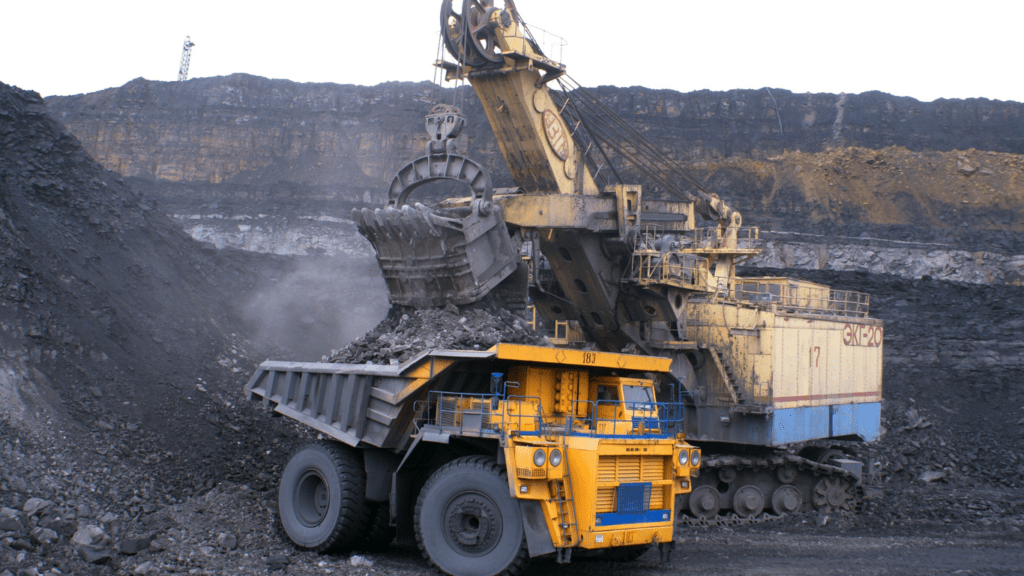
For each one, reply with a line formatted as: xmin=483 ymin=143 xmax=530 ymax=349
xmin=596 ymin=455 xmax=668 ymax=512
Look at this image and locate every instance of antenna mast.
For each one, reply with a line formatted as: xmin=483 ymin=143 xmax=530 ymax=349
xmin=178 ymin=36 xmax=196 ymax=81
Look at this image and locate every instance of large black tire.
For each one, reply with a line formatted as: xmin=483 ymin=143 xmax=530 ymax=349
xmin=415 ymin=456 xmax=529 ymax=576
xmin=358 ymin=501 xmax=396 ymax=551
xmin=278 ymin=442 xmax=372 ymax=553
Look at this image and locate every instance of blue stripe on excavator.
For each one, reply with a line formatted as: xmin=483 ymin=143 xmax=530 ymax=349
xmin=772 ymin=402 xmax=881 ymax=444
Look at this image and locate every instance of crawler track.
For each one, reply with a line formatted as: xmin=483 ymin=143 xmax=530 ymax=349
xmin=677 ymin=453 xmax=865 ymax=526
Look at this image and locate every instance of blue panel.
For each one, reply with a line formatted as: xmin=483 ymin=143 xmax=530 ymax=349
xmin=616 ymin=483 xmax=651 ymax=514
xmin=595 ymin=509 xmax=671 ymax=526
xmin=830 ymin=402 xmax=881 ymax=441
xmin=772 ymin=406 xmax=829 ymax=445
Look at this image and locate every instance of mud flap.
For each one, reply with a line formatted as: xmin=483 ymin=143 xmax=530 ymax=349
xmin=519 ymin=500 xmax=557 ymax=557
xmin=363 ymin=448 xmax=400 ymax=502
xmin=355 ymin=199 xmax=518 ymax=308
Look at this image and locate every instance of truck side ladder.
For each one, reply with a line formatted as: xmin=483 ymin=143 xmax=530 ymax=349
xmin=553 ymin=443 xmax=579 ymax=563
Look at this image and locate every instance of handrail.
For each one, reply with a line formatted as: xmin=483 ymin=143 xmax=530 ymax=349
xmin=419 ymin=392 xmax=686 ymax=439
xmin=727 ymin=280 xmax=871 ymax=318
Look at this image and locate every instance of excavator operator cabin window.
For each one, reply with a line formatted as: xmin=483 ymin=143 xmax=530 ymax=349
xmin=596 ymin=386 xmax=618 ymax=401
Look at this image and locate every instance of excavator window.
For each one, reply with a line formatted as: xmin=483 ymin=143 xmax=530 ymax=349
xmin=595 ymin=385 xmax=618 ymax=401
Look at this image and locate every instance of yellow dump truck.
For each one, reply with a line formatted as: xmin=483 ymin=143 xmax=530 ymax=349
xmin=246 ymin=343 xmax=699 ymax=574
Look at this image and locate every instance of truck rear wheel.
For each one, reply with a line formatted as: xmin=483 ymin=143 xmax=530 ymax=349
xmin=278 ymin=442 xmax=371 ymax=552
xmin=415 ymin=456 xmax=529 ymax=576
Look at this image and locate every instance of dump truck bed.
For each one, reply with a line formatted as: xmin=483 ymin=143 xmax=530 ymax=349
xmin=245 ymin=344 xmax=673 ymax=450
xmin=244 ymin=350 xmax=493 ymax=450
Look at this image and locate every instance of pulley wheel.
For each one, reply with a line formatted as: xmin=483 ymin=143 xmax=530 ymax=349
xmin=440 ymin=0 xmax=504 ymax=66
xmin=441 ymin=0 xmax=485 ymax=66
xmin=467 ymin=4 xmax=505 ymax=63
xmin=732 ymin=485 xmax=765 ymax=518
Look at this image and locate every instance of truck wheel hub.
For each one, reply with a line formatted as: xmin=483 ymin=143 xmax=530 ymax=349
xmin=294 ymin=471 xmax=330 ymax=528
xmin=444 ymin=493 xmax=501 ymax=555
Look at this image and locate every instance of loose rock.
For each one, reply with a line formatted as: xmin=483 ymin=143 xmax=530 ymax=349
xmin=22 ymin=498 xmax=53 ymax=516
xmin=217 ymin=531 xmax=237 ymax=550
xmin=267 ymin=553 xmax=290 ymax=571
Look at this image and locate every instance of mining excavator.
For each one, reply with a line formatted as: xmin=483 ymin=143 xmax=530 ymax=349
xmin=356 ymin=0 xmax=882 ymax=514
xmin=247 ymin=1 xmax=883 ymax=575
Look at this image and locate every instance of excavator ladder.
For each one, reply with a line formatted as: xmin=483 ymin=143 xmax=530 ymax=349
xmin=709 ymin=347 xmax=744 ymax=405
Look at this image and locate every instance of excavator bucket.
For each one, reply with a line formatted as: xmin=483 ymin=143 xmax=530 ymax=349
xmin=354 ymin=200 xmax=519 ymax=309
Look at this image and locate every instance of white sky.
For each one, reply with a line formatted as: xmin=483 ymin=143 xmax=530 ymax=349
xmin=2 ymin=0 xmax=1022 ymax=102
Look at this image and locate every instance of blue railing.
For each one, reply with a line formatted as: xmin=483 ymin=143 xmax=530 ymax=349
xmin=425 ymin=390 xmax=500 ymax=435
xmin=564 ymin=399 xmax=685 ymax=439
xmin=420 ymin=390 xmax=685 ymax=440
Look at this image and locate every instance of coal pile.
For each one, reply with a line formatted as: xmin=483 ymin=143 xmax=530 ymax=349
xmin=0 ymin=434 xmax=396 ymax=576
xmin=0 ymin=81 xmax=334 ymax=573
xmin=326 ymin=304 xmax=544 ymax=365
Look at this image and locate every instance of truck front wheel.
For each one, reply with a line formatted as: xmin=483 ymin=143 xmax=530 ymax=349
xmin=278 ymin=442 xmax=371 ymax=552
xmin=415 ymin=456 xmax=529 ymax=576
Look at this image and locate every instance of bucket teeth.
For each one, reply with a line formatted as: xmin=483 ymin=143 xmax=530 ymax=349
xmin=404 ymin=205 xmax=435 ymax=239
xmin=415 ymin=203 xmax=442 ymax=237
xmin=374 ymin=208 xmax=394 ymax=240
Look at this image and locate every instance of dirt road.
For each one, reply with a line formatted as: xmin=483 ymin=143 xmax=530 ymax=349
xmin=288 ymin=525 xmax=1024 ymax=576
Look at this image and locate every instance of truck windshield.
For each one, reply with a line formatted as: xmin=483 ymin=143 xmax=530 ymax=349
xmin=621 ymin=385 xmax=654 ymax=403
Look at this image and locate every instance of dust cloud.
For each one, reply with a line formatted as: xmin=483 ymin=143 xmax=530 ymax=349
xmin=241 ymin=255 xmax=390 ymax=360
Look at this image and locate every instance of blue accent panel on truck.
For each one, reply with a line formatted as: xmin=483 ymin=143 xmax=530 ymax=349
xmin=772 ymin=405 xmax=829 ymax=445
xmin=830 ymin=402 xmax=881 ymax=441
xmin=595 ymin=509 xmax=671 ymax=526
xmin=616 ymin=482 xmax=651 ymax=514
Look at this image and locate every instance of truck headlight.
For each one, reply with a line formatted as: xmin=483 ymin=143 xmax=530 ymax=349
xmin=549 ymin=449 xmax=562 ymax=467
xmin=533 ymin=448 xmax=546 ymax=467
xmin=678 ymin=451 xmax=686 ymax=466
xmin=690 ymin=450 xmax=701 ymax=467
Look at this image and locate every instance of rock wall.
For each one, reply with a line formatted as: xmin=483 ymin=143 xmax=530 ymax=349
xmin=45 ymin=75 xmax=506 ymax=201
xmin=46 ymin=75 xmax=1024 ymax=194
xmin=43 ymin=75 xmax=1024 ymax=282
xmin=587 ymin=87 xmax=1024 ymax=160
xmin=751 ymin=235 xmax=1024 ymax=285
